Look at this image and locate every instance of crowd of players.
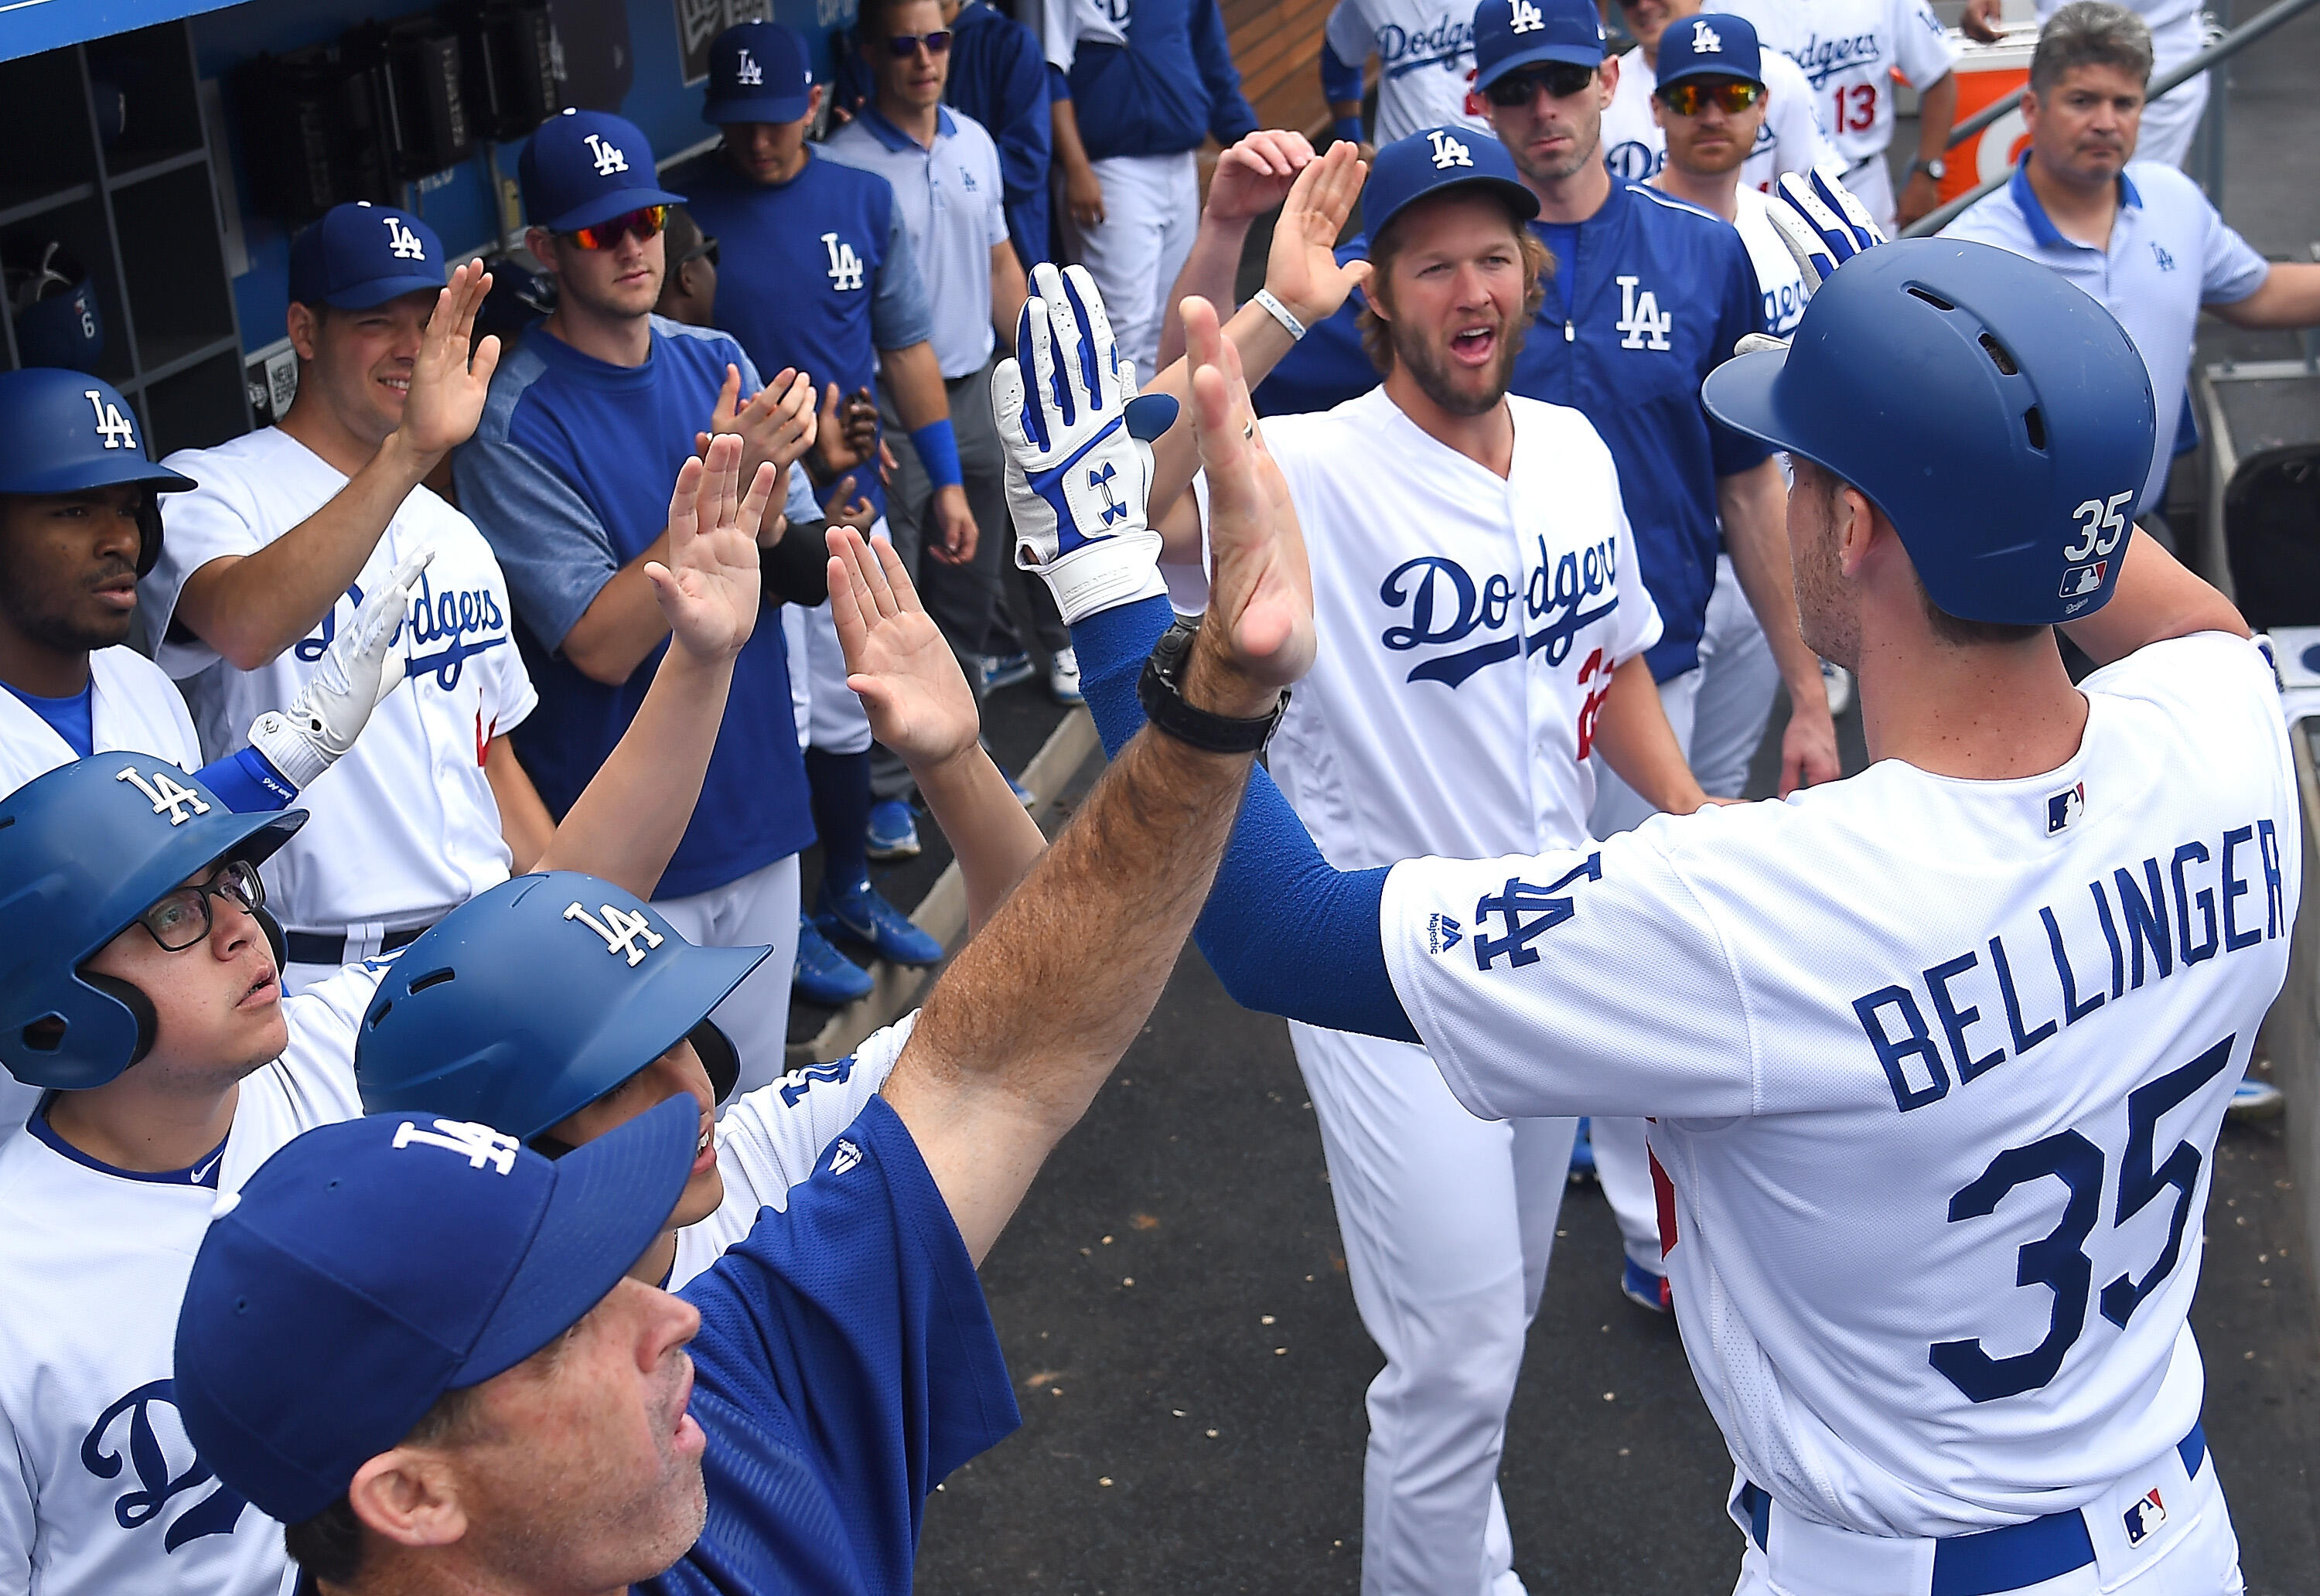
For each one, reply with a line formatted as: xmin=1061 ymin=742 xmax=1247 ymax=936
xmin=0 ymin=0 xmax=2315 ymax=1591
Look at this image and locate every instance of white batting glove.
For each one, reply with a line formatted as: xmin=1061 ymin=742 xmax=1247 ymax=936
xmin=1771 ymin=169 xmax=1887 ymax=290
xmin=247 ymin=547 xmax=432 ymax=789
xmin=991 ymin=262 xmax=1180 ymax=626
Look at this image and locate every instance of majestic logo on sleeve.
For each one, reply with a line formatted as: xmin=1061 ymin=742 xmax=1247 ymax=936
xmin=565 ymin=901 xmax=666 ymax=966
xmin=823 ymin=231 xmax=866 ymax=291
xmin=1426 ymin=912 xmax=1463 ymax=953
xmin=394 ymin=1117 xmax=522 ymax=1172
xmin=582 ymin=131 xmax=630 ymax=176
xmin=1509 ymin=0 xmax=1547 ymax=32
xmin=116 ymin=765 xmax=210 ymax=825
xmin=383 ymin=216 xmax=428 ymax=260
xmin=1378 ymin=534 xmax=1619 ymax=687
xmin=1614 ymin=276 xmax=1673 ymax=350
xmin=1427 ymin=129 xmax=1475 ymax=169
xmin=1472 ymin=854 xmax=1602 ymax=969
xmin=85 ymin=389 xmax=138 ymax=450
xmin=80 ymin=1381 xmax=249 ymax=1552
xmin=830 ymin=1138 xmax=864 ymax=1175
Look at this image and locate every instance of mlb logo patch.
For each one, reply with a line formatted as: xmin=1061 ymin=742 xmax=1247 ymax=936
xmin=2045 ymin=781 xmax=2086 ymax=834
xmin=2059 ymin=561 xmax=2108 ymax=599
xmin=1427 ymin=912 xmax=1463 ymax=954
xmin=2124 ymin=1487 xmax=2166 ymax=1545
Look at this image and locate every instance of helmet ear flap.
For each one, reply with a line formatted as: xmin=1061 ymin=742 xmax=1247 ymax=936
xmin=135 ymin=491 xmax=163 ymax=578
xmin=689 ymin=1019 xmax=740 ymax=1107
xmin=254 ymin=906 xmax=288 ymax=976
xmin=79 ymin=973 xmax=159 ymax=1068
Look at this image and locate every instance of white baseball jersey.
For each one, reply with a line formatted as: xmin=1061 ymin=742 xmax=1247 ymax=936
xmin=0 ymin=963 xmax=384 ymax=1596
xmin=144 ymin=428 xmax=537 ymax=936
xmin=1322 ymin=0 xmax=1493 ymax=146
xmin=1731 ymin=184 xmax=1809 ymax=336
xmin=1379 ymin=631 xmax=2294 ymax=1534
xmin=1600 ymin=43 xmax=1840 ymax=192
xmin=1726 ymin=0 xmax=1957 ymax=170
xmin=669 ymin=1012 xmax=914 ymax=1288
xmin=1212 ymin=388 xmax=1661 ymax=864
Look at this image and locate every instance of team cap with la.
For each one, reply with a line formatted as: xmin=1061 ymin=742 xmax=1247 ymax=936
xmin=519 ymin=108 xmax=686 ymax=234
xmin=286 ymin=202 xmax=446 ymax=309
xmin=703 ymin=19 xmax=812 ymax=126
xmin=1471 ymin=0 xmax=1606 ymax=90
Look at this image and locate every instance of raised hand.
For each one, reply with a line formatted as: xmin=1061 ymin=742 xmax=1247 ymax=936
xmin=823 ymin=473 xmax=879 ymax=532
xmin=826 ymin=526 xmax=981 ymax=769
xmin=701 ymin=364 xmax=818 ymax=504
xmin=1261 ymin=141 xmax=1373 ymax=330
xmin=1207 ymin=130 xmax=1319 ymax=223
xmin=397 ymin=260 xmax=500 ymax=461
xmin=648 ymin=433 xmax=769 ymax=666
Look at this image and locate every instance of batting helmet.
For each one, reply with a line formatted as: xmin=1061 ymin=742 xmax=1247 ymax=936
xmin=1701 ymin=238 xmax=2155 ymax=626
xmin=0 ymin=757 xmax=303 ymax=1090
xmin=0 ymin=367 xmax=195 ymax=578
xmin=354 ymin=871 xmax=766 ymax=1144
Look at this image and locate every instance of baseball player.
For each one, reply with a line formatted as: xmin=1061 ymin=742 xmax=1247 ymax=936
xmin=0 ymin=438 xmax=774 ymax=1596
xmin=1320 ymin=0 xmax=1496 ymax=148
xmin=137 ymin=207 xmax=547 ymax=998
xmin=1127 ymin=120 xmax=1704 ymax=1582
xmin=1599 ymin=0 xmax=1838 ymax=189
xmin=1032 ymin=204 xmax=2281 ymax=1594
xmin=1721 ymin=0 xmax=1960 ymax=229
xmin=162 ymin=345 xmax=1304 ymax=1594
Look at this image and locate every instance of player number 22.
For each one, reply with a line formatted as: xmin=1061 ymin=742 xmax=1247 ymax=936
xmin=2063 ymin=490 xmax=2134 ymax=562
xmin=1928 ymin=1034 xmax=2235 ymax=1403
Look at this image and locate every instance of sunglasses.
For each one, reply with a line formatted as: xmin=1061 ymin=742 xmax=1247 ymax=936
xmin=560 ymin=204 xmax=670 ymax=251
xmin=883 ymin=28 xmax=954 ymax=56
xmin=1656 ymin=79 xmax=1766 ymax=115
xmin=1484 ymin=63 xmax=1598 ymax=106
xmin=136 ymin=858 xmax=266 ymax=953
xmin=677 ymin=235 xmax=720 ymax=268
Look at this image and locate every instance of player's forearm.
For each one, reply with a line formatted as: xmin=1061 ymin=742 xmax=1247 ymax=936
xmin=1719 ymin=461 xmax=1830 ymax=713
xmin=558 ymin=538 xmax=676 ymax=686
xmin=1156 ymin=210 xmax=1257 ymax=370
xmin=2059 ymin=529 xmax=2247 ymax=667
xmin=172 ymin=431 xmax=435 ymax=670
xmin=991 ymin=249 xmax=1031 ymax=346
xmin=1143 ymin=300 xmax=1298 ymax=530
xmin=2207 ymin=263 xmax=2320 ymax=329
xmin=1593 ymin=654 xmax=1710 ymax=814
xmin=531 ymin=644 xmax=736 ymax=899
xmin=882 ymin=341 xmax=953 ymax=432
xmin=1050 ymin=97 xmax=1097 ymax=184
xmin=909 ymin=746 xmax=1049 ymax=935
xmin=1916 ymin=74 xmax=1959 ymax=162
xmin=485 ymin=735 xmax=556 ymax=874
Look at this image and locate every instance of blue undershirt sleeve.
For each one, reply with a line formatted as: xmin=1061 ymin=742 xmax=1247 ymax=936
xmin=1071 ymin=598 xmax=1418 ymax=1042
xmin=195 ymin=746 xmax=299 ymax=812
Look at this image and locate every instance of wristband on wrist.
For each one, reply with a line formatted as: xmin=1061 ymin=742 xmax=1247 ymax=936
xmin=1252 ymin=288 xmax=1307 ymax=343
xmin=907 ymin=418 xmax=964 ymax=489
xmin=1333 ymin=114 xmax=1366 ymax=148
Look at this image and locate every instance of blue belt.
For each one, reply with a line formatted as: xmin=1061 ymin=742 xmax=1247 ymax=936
xmin=1738 ymin=1421 xmax=2207 ymax=1596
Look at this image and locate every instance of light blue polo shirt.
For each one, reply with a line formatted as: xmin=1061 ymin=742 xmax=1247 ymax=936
xmin=823 ymin=106 xmax=1010 ymax=380
xmin=1944 ymin=155 xmax=2269 ymax=513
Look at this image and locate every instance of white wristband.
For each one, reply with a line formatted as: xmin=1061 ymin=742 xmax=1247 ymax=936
xmin=1252 ymin=288 xmax=1307 ymax=343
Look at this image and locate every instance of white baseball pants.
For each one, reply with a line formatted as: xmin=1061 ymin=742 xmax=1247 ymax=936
xmin=1291 ymin=1021 xmax=1577 ymax=1596
xmin=1688 ymin=553 xmax=1782 ymax=802
xmin=1069 ymin=150 xmax=1201 ymax=385
xmin=2137 ymin=18 xmax=2210 ymax=170
xmin=654 ymin=852 xmax=802 ymax=1103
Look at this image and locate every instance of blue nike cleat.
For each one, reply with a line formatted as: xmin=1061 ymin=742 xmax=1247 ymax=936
xmin=976 ymin=651 xmax=1035 ymax=694
xmin=817 ymin=881 xmax=945 ymax=967
xmin=865 ymin=798 xmax=921 ymax=861
xmin=793 ymin=914 xmax=874 ymax=1005
xmin=1621 ymin=1258 xmax=1671 ymax=1315
xmin=1568 ymin=1117 xmax=1596 ymax=1185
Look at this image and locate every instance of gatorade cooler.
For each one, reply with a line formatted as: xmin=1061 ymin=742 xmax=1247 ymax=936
xmin=1939 ymin=19 xmax=2040 ymax=207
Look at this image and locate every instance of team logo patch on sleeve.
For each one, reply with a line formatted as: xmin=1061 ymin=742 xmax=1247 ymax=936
xmin=1472 ymin=854 xmax=1602 ymax=969
xmin=2124 ymin=1487 xmax=2166 ymax=1545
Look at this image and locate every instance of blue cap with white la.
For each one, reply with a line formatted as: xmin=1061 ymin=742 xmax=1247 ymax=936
xmin=172 ymin=1094 xmax=698 ymax=1525
xmin=703 ymin=20 xmax=811 ymax=126
xmin=286 ymin=202 xmax=445 ymax=309
xmin=519 ymin=108 xmax=686 ymax=234
xmin=1657 ymin=13 xmax=1764 ymax=87
xmin=1363 ymin=126 xmax=1540 ymax=238
xmin=1472 ymin=0 xmax=1606 ymax=90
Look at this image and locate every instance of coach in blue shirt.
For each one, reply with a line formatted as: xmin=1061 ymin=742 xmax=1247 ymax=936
xmin=455 ymin=110 xmax=831 ymax=1096
xmin=1942 ymin=0 xmax=2320 ymax=521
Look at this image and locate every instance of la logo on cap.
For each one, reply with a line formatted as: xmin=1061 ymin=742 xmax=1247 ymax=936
xmin=1428 ymin=129 xmax=1474 ymax=169
xmin=736 ymin=47 xmax=763 ymax=84
xmin=116 ymin=765 xmax=208 ymax=825
xmin=384 ymin=215 xmax=428 ymax=260
xmin=1510 ymin=0 xmax=1545 ymax=32
xmin=84 ymin=389 xmax=137 ymax=451
xmin=392 ymin=1117 xmax=521 ymax=1174
xmin=565 ymin=900 xmax=664 ymax=966
xmin=1691 ymin=18 xmax=1723 ymax=49
xmin=582 ymin=131 xmax=629 ymax=176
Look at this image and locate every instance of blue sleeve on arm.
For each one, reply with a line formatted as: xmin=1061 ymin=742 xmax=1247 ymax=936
xmin=196 ymin=746 xmax=298 ymax=812
xmin=1071 ymin=599 xmax=1418 ymax=1042
xmin=1320 ymin=39 xmax=1365 ymax=106
xmin=1191 ymin=0 xmax=1259 ymax=143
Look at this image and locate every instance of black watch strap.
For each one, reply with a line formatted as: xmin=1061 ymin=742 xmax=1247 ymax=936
xmin=1135 ymin=618 xmax=1286 ymax=755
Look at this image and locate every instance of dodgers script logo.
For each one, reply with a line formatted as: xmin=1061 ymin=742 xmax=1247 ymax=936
xmin=296 ymin=569 xmax=510 ymax=691
xmin=81 ymin=1381 xmax=249 ymax=1552
xmin=1785 ymin=29 xmax=1884 ymax=89
xmin=1374 ymin=14 xmax=1474 ymax=80
xmin=824 ymin=231 xmax=866 ymax=292
xmin=1378 ymin=534 xmax=1620 ymax=687
xmin=1605 ymin=141 xmax=1663 ymax=182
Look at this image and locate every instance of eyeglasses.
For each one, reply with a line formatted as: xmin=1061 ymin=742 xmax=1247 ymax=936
xmin=883 ymin=29 xmax=954 ymax=56
xmin=561 ymin=204 xmax=670 ymax=251
xmin=1656 ymin=79 xmax=1766 ymax=115
xmin=1484 ymin=63 xmax=1598 ymax=106
xmin=677 ymin=235 xmax=720 ymax=269
xmin=135 ymin=858 xmax=266 ymax=953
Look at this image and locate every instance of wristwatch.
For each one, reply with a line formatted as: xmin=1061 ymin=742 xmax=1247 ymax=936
xmin=1910 ymin=156 xmax=1947 ymax=182
xmin=1136 ymin=617 xmax=1288 ymax=755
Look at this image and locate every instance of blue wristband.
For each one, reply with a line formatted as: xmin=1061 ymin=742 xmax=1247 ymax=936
xmin=195 ymin=746 xmax=300 ymax=813
xmin=908 ymin=418 xmax=964 ymax=489
xmin=1334 ymin=115 xmax=1366 ymax=148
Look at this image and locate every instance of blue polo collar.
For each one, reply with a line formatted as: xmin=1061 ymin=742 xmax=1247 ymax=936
xmin=857 ymin=103 xmax=957 ymax=154
xmin=2008 ymin=149 xmax=2142 ymax=250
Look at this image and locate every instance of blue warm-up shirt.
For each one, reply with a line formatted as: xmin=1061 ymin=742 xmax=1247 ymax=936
xmin=1043 ymin=0 xmax=1258 ymax=159
xmin=453 ymin=318 xmax=817 ymax=899
xmin=681 ymin=151 xmax=937 ymax=524
xmin=946 ymin=0 xmax=1054 ymax=271
xmin=645 ymin=1095 xmax=1021 ymax=1596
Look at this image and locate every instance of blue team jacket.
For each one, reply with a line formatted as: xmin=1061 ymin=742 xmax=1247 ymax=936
xmin=1064 ymin=0 xmax=1258 ymax=159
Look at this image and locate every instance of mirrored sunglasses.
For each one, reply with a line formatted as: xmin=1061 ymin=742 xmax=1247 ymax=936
xmin=884 ymin=29 xmax=954 ymax=56
xmin=1656 ymin=79 xmax=1766 ymax=115
xmin=561 ymin=204 xmax=670 ymax=251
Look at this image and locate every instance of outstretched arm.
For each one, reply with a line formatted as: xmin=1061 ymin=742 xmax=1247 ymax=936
xmin=1155 ymin=130 xmax=1319 ymax=370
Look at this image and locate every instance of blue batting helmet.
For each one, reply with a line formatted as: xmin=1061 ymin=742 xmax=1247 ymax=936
xmin=0 ymin=756 xmax=303 ymax=1090
xmin=354 ymin=871 xmax=767 ymax=1143
xmin=0 ymin=367 xmax=195 ymax=577
xmin=1701 ymin=238 xmax=2155 ymax=626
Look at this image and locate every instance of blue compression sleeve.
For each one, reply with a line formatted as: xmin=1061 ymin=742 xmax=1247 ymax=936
xmin=1320 ymin=39 xmax=1365 ymax=110
xmin=908 ymin=418 xmax=964 ymax=489
xmin=1073 ymin=599 xmax=1418 ymax=1042
xmin=195 ymin=746 xmax=299 ymax=813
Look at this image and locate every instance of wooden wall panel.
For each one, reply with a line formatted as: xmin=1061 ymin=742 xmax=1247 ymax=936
xmin=1224 ymin=0 xmax=1338 ymax=137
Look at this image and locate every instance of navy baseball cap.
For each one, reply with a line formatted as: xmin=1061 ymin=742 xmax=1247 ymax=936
xmin=173 ymin=1095 xmax=698 ymax=1525
xmin=1657 ymin=13 xmax=1764 ymax=86
xmin=703 ymin=20 xmax=811 ymax=125
xmin=1472 ymin=0 xmax=1606 ymax=90
xmin=286 ymin=202 xmax=446 ymax=309
xmin=519 ymin=108 xmax=686 ymax=234
xmin=1363 ymin=126 xmax=1540 ymax=238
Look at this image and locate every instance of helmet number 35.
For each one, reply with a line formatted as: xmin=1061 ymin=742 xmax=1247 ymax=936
xmin=2064 ymin=490 xmax=2135 ymax=563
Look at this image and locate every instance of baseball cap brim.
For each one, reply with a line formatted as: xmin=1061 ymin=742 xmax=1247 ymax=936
xmin=1475 ymin=39 xmax=1605 ymax=88
xmin=320 ymin=274 xmax=450 ymax=311
xmin=1369 ymin=172 xmax=1541 ymax=240
xmin=4 ymin=454 xmax=196 ymax=496
xmin=453 ymin=1093 xmax=699 ymax=1386
xmin=541 ymin=184 xmax=691 ymax=234
xmin=704 ymin=90 xmax=810 ymax=126
xmin=1660 ymin=60 xmax=1766 ymax=86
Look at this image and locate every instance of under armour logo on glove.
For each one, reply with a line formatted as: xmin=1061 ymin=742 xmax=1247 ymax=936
xmin=1090 ymin=462 xmax=1128 ymax=524
xmin=1428 ymin=130 xmax=1473 ymax=169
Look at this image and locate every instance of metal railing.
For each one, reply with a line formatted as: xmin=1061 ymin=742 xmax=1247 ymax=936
xmin=1900 ymin=0 xmax=2320 ymax=236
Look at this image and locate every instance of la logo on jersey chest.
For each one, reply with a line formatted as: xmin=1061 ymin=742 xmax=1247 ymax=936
xmin=1614 ymin=276 xmax=1673 ymax=350
xmin=823 ymin=230 xmax=865 ymax=291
